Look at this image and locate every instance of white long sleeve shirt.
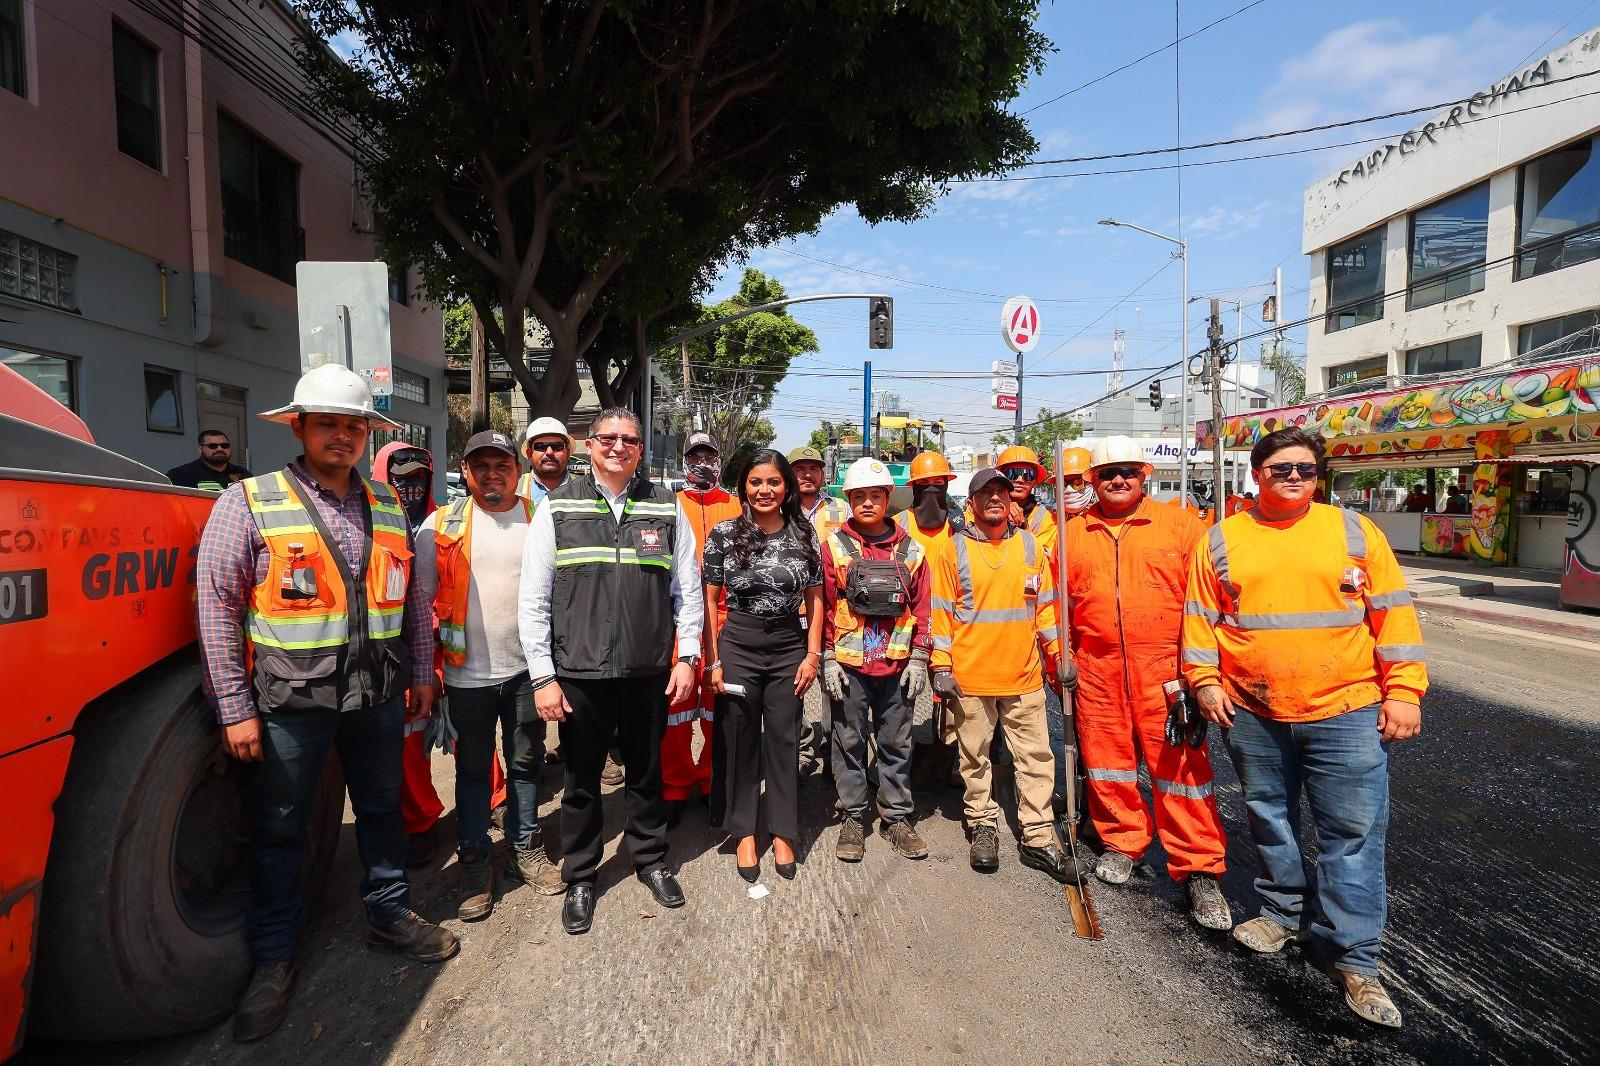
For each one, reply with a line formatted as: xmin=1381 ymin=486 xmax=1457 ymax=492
xmin=519 ymin=478 xmax=703 ymax=678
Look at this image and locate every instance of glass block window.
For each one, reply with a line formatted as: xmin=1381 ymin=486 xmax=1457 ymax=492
xmin=393 ymin=368 xmax=428 ymax=405
xmin=0 ymin=230 xmax=80 ymax=311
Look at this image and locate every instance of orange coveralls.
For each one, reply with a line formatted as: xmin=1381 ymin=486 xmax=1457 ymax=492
xmin=662 ymin=486 xmax=742 ymax=800
xmin=1063 ymin=498 xmax=1226 ymax=880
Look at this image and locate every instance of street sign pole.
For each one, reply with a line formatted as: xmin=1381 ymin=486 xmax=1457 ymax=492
xmin=1015 ymin=349 xmax=1024 ymax=444
xmin=999 ymin=297 xmax=1040 ymax=446
xmin=863 ymin=360 xmax=873 ymax=452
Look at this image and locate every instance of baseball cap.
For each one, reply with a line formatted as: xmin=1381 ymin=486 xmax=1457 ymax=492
xmin=967 ymin=467 xmax=1009 ymax=493
xmin=787 ymin=446 xmax=824 ymax=465
xmin=464 ymin=430 xmax=519 ymax=460
xmin=684 ymin=431 xmax=718 ymax=456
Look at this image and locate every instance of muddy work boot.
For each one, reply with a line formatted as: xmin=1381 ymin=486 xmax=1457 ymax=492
xmin=968 ymin=823 xmax=1000 ymax=872
xmin=457 ymin=852 xmax=495 ymax=921
xmin=601 ymin=755 xmax=625 ymax=787
xmin=1233 ymin=915 xmax=1307 ymax=955
xmin=508 ymin=834 xmax=567 ymax=895
xmin=1094 ymin=850 xmax=1134 ymax=885
xmin=233 ymin=960 xmax=296 ymax=1042
xmin=836 ymin=816 xmax=867 ymax=863
xmin=1327 ymin=967 xmax=1404 ymax=1029
xmin=882 ymin=820 xmax=929 ymax=860
xmin=1186 ymin=873 xmax=1234 ymax=931
xmin=368 ymin=910 xmax=461 ymax=963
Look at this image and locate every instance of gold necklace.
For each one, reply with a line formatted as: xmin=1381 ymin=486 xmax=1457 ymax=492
xmin=974 ymin=533 xmax=1015 ymax=573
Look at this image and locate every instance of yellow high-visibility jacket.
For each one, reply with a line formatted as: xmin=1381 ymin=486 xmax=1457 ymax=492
xmin=1181 ymin=503 xmax=1428 ymax=722
xmin=929 ymin=525 xmax=1061 ymax=697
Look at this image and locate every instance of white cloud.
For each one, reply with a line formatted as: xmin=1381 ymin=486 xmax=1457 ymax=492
xmin=1186 ymin=198 xmax=1283 ymax=237
xmin=1241 ymin=13 xmax=1555 ymax=134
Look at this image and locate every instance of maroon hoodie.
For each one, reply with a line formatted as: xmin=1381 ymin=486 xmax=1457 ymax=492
xmin=820 ymin=519 xmax=931 ymax=678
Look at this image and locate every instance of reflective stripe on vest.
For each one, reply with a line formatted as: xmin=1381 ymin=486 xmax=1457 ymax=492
xmin=1206 ymin=506 xmax=1373 ymax=634
xmin=243 ymin=470 xmax=410 ymax=652
xmin=949 ymin=530 xmax=1039 ymax=625
xmin=825 ymin=529 xmax=924 ymax=667
xmin=434 ymin=495 xmax=533 ymax=667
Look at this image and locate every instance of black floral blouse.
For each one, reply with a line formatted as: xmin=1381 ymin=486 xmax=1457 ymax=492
xmin=702 ymin=520 xmax=823 ymax=617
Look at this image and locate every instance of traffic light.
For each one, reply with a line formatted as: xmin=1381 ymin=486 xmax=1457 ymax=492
xmin=869 ymin=297 xmax=894 ymax=349
xmin=1148 ymin=379 xmax=1163 ymax=410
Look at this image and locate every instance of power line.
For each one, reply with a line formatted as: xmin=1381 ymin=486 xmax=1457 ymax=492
xmin=1021 ymin=0 xmax=1270 ymax=115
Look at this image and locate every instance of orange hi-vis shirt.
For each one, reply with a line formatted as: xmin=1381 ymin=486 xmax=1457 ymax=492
xmin=1181 ymin=502 xmax=1428 ymax=722
xmin=679 ymin=486 xmax=742 ymax=627
xmin=930 ymin=524 xmax=1062 ymax=697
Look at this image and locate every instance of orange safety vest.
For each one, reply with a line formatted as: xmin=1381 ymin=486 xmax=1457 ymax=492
xmin=243 ymin=469 xmax=412 ymax=712
xmin=895 ymin=509 xmax=958 ymax=556
xmin=822 ymin=528 xmax=925 ymax=667
xmin=432 ymin=494 xmax=534 ymax=667
xmin=806 ymin=494 xmax=850 ymax=545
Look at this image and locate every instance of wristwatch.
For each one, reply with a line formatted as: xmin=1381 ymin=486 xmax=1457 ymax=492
xmin=678 ymin=654 xmax=701 ymax=668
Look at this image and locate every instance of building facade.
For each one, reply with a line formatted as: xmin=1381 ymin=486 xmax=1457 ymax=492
xmin=0 ymin=0 xmax=445 ymax=486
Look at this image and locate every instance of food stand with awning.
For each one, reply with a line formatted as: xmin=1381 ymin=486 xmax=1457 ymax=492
xmin=1196 ymin=350 xmax=1600 ymax=609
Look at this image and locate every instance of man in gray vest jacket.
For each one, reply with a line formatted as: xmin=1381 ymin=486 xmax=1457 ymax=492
xmin=519 ymin=408 xmax=704 ymax=934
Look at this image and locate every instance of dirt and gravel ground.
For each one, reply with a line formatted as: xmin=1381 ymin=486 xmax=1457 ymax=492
xmin=26 ymin=618 xmax=1600 ymax=1065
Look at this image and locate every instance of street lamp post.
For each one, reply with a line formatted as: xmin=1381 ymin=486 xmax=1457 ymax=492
xmin=1099 ymin=219 xmax=1190 ymax=507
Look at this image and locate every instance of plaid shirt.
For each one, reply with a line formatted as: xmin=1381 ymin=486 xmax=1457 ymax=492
xmin=197 ymin=460 xmax=434 ymax=725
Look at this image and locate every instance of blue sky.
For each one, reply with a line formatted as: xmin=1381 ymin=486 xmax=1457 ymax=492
xmin=707 ymin=1 xmax=1595 ymax=451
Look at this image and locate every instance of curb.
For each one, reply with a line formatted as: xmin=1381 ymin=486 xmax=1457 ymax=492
xmin=1415 ymin=595 xmax=1600 ymax=641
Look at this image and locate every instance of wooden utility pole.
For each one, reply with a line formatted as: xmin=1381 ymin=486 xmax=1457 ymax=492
xmin=469 ymin=306 xmax=488 ymax=432
xmin=680 ymin=341 xmax=694 ymax=432
xmin=1207 ymin=298 xmax=1226 ymax=524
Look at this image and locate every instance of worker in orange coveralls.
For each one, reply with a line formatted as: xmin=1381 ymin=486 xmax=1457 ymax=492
xmin=662 ymin=432 xmax=743 ymax=828
xmin=1060 ymin=435 xmax=1231 ymax=932
xmin=373 ymin=441 xmax=506 ymax=865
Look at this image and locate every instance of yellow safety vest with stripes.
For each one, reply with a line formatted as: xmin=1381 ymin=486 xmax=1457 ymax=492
xmin=242 ymin=469 xmax=412 ymax=712
xmin=433 ymin=494 xmax=534 ymax=667
xmin=823 ymin=529 xmax=925 ymax=667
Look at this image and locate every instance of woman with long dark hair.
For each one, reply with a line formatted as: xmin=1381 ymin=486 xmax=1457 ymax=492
xmin=701 ymin=449 xmax=824 ymax=881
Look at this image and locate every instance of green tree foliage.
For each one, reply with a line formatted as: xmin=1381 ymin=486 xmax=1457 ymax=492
xmin=993 ymin=407 xmax=1082 ymax=459
xmin=808 ymin=420 xmax=860 ymax=453
xmin=297 ymin=1 xmax=1049 ymax=419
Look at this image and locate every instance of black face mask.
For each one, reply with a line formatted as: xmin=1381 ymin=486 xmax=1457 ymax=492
xmin=394 ymin=475 xmax=430 ymax=525
xmin=911 ymin=482 xmax=949 ymax=528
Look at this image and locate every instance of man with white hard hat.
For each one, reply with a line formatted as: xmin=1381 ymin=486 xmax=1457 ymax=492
xmin=519 ymin=416 xmax=576 ymax=504
xmin=821 ymin=458 xmax=933 ymax=862
xmin=196 ymin=363 xmax=458 ymax=1042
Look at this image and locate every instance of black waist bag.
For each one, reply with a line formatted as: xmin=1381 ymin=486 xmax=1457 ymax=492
xmin=840 ymin=535 xmax=912 ymax=618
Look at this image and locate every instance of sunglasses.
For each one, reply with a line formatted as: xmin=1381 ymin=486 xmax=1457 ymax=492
xmin=1263 ymin=462 xmax=1319 ymax=480
xmin=1094 ymin=466 xmax=1144 ymax=482
xmin=391 ymin=449 xmax=431 ymax=467
xmin=529 ymin=440 xmax=568 ymax=453
xmin=1002 ymin=467 xmax=1038 ymax=484
xmin=203 ymin=442 xmax=231 ymax=449
xmin=592 ymin=433 xmax=643 ymax=450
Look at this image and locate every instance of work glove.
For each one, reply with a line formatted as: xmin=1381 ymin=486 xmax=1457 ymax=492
xmin=822 ymin=651 xmax=847 ymax=702
xmin=1185 ymin=703 xmax=1209 ymax=749
xmin=901 ymin=648 xmax=931 ymax=701
xmin=1164 ymin=698 xmax=1187 ymax=748
xmin=424 ymin=697 xmax=458 ymax=755
xmin=1048 ymin=654 xmax=1079 ymax=693
xmin=931 ymin=669 xmax=963 ymax=701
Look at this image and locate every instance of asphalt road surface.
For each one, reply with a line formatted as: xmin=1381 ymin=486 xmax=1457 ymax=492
xmin=26 ymin=617 xmax=1600 ymax=1065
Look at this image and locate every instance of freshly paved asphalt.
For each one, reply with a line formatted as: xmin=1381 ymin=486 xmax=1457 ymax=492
xmin=25 ymin=617 xmax=1600 ymax=1065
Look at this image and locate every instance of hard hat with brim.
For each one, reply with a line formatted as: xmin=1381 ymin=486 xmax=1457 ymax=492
xmin=909 ymin=450 xmax=956 ymax=483
xmin=258 ymin=363 xmax=401 ymax=429
xmin=522 ymin=416 xmax=574 ymax=452
xmin=1090 ymin=435 xmax=1153 ymax=473
xmin=842 ymin=457 xmax=895 ymax=493
xmin=968 ymin=467 xmax=1010 ymax=493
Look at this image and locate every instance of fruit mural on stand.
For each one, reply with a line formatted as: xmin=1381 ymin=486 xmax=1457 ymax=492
xmin=1198 ymin=357 xmax=1600 ymax=453
xmin=1468 ymin=431 xmax=1515 ymax=568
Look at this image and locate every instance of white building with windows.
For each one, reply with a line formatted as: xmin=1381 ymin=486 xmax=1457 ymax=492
xmin=1303 ymin=28 xmax=1600 ymax=393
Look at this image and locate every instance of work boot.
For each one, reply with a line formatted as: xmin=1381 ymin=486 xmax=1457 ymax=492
xmin=836 ymin=816 xmax=867 ymax=863
xmin=406 ymin=826 xmax=438 ymax=869
xmin=489 ymin=803 xmax=507 ymax=834
xmin=508 ymin=835 xmax=566 ymax=895
xmin=1018 ymin=841 xmax=1073 ymax=883
xmin=233 ymin=961 xmax=296 ymax=1042
xmin=1095 ymin=850 xmax=1134 ymax=885
xmin=1327 ymin=967 xmax=1404 ymax=1029
xmin=457 ymin=853 xmax=494 ymax=922
xmin=1186 ymin=874 xmax=1234 ymax=931
xmin=968 ymin=824 xmax=999 ymax=872
xmin=882 ymin=820 xmax=929 ymax=860
xmin=367 ymin=910 xmax=461 ymax=963
xmin=601 ymin=756 xmax=625 ymax=787
xmin=1233 ymin=915 xmax=1307 ymax=955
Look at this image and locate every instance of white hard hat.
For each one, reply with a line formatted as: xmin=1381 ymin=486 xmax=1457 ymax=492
xmin=842 ymin=456 xmax=895 ymax=493
xmin=522 ymin=416 xmax=573 ymax=452
xmin=1089 ymin=435 xmax=1152 ymax=472
xmin=258 ymin=363 xmax=401 ymax=428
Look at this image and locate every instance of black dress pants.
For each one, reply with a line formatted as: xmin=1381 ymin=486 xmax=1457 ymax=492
xmin=558 ymin=673 xmax=670 ymax=884
xmin=719 ymin=612 xmax=805 ymax=841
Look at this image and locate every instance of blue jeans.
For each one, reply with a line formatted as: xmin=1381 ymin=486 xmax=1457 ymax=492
xmin=447 ymin=672 xmax=544 ymax=856
xmin=1222 ymin=704 xmax=1390 ymax=976
xmin=1044 ymin=683 xmax=1069 ymax=808
xmin=248 ymin=696 xmax=409 ymax=964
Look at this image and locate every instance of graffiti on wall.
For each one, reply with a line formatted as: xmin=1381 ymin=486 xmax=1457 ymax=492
xmin=1198 ymin=357 xmax=1600 ymax=451
xmin=1468 ymin=432 xmax=1514 ymax=567
xmin=1563 ymin=464 xmax=1600 ymax=609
